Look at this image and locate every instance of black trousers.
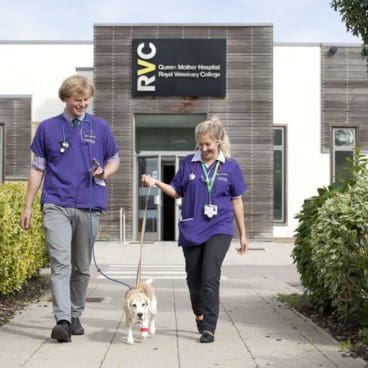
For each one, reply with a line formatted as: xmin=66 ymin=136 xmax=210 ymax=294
xmin=182 ymin=234 xmax=232 ymax=334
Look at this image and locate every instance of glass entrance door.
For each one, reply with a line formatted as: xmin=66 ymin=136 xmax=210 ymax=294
xmin=138 ymin=156 xmax=160 ymax=241
xmin=137 ymin=153 xmax=189 ymax=241
xmin=135 ymin=113 xmax=205 ymax=241
xmin=174 ymin=155 xmax=186 ymax=241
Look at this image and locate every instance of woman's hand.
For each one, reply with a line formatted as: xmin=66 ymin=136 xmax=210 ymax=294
xmin=141 ymin=174 xmax=156 ymax=187
xmin=236 ymin=235 xmax=248 ymax=255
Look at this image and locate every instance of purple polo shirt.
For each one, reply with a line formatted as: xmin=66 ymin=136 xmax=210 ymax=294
xmin=31 ymin=113 xmax=119 ymax=211
xmin=171 ymin=152 xmax=247 ymax=246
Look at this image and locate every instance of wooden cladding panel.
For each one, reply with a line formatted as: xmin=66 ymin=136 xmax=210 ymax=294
xmin=94 ymin=25 xmax=273 ymax=240
xmin=0 ymin=97 xmax=31 ymax=179
xmin=321 ymin=46 xmax=368 ymax=152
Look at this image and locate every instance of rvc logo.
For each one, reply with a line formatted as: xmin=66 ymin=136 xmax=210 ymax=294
xmin=136 ymin=42 xmax=157 ymax=92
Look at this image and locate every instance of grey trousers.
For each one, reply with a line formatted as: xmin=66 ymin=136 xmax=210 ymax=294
xmin=43 ymin=204 xmax=100 ymax=323
xmin=182 ymin=234 xmax=232 ymax=334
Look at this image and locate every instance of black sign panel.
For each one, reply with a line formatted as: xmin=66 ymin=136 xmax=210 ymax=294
xmin=132 ymin=39 xmax=226 ymax=97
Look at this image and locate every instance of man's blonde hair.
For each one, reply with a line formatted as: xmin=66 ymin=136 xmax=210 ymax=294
xmin=58 ymin=75 xmax=96 ymax=101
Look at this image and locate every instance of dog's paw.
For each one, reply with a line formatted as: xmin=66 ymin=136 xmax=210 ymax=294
xmin=126 ymin=337 xmax=135 ymax=345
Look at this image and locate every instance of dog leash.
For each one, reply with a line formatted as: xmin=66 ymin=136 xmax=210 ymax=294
xmin=135 ymin=184 xmax=152 ymax=288
xmin=88 ymin=162 xmax=132 ymax=289
xmin=88 ymin=162 xmax=152 ymax=290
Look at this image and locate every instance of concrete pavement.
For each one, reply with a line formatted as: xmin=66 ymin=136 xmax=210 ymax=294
xmin=0 ymin=241 xmax=366 ymax=368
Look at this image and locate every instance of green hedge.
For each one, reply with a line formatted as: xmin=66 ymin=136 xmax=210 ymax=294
xmin=0 ymin=182 xmax=48 ymax=295
xmin=310 ymin=177 xmax=368 ymax=322
xmin=293 ymin=184 xmax=339 ymax=312
xmin=293 ymin=150 xmax=368 ymax=324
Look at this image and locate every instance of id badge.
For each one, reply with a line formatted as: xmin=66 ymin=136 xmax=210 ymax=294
xmin=204 ymin=204 xmax=218 ymax=218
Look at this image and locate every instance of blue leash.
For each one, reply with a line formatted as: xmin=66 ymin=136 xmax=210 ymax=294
xmin=88 ymin=163 xmax=132 ymax=289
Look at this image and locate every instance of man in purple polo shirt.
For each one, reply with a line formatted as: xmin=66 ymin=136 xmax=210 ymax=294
xmin=141 ymin=115 xmax=248 ymax=343
xmin=21 ymin=75 xmax=119 ymax=343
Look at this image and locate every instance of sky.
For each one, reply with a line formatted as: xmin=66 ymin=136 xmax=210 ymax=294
xmin=0 ymin=0 xmax=362 ymax=44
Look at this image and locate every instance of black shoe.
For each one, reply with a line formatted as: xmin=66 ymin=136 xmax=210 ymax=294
xmin=196 ymin=319 xmax=205 ymax=334
xmin=51 ymin=320 xmax=71 ymax=343
xmin=200 ymin=330 xmax=215 ymax=343
xmin=71 ymin=317 xmax=85 ymax=335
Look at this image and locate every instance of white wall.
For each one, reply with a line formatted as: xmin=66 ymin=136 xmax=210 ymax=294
xmin=0 ymin=42 xmax=93 ymax=121
xmin=273 ymin=45 xmax=330 ymax=238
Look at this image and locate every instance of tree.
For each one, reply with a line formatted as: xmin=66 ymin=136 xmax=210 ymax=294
xmin=330 ymin=0 xmax=368 ymax=59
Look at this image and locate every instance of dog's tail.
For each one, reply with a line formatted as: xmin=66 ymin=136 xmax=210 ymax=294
xmin=144 ymin=278 xmax=154 ymax=285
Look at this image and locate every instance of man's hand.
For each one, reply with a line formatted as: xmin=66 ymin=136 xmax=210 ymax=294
xmin=21 ymin=207 xmax=32 ymax=230
xmin=92 ymin=158 xmax=105 ymax=179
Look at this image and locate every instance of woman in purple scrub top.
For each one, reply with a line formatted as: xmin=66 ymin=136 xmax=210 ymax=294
xmin=141 ymin=115 xmax=248 ymax=343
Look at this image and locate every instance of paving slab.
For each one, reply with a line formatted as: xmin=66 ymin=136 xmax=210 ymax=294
xmin=0 ymin=241 xmax=366 ymax=368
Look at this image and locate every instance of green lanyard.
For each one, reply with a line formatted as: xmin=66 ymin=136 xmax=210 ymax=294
xmin=201 ymin=161 xmax=220 ymax=203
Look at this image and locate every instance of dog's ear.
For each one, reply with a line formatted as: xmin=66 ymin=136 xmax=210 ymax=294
xmin=124 ymin=290 xmax=135 ymax=311
xmin=144 ymin=278 xmax=154 ymax=285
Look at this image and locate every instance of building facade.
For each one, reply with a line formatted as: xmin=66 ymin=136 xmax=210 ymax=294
xmin=0 ymin=24 xmax=366 ymax=241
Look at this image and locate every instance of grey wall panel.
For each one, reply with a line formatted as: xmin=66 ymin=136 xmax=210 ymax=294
xmin=0 ymin=96 xmax=32 ymax=180
xmin=321 ymin=46 xmax=368 ymax=153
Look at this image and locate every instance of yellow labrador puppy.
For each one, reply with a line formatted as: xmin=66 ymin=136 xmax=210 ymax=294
xmin=124 ymin=279 xmax=157 ymax=344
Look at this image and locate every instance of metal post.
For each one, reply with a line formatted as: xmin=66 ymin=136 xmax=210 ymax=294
xmin=119 ymin=207 xmax=126 ymax=244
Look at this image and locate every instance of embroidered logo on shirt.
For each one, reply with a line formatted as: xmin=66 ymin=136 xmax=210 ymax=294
xmin=217 ymin=176 xmax=229 ymax=182
xmin=217 ymin=172 xmax=229 ymax=181
xmin=83 ymin=134 xmax=96 ymax=144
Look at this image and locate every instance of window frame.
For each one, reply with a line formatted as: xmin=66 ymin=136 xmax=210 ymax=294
xmin=273 ymin=125 xmax=287 ymax=224
xmin=331 ymin=126 xmax=357 ymax=183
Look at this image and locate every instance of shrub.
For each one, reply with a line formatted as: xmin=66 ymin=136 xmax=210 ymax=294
xmin=293 ymin=149 xmax=368 ymax=323
xmin=293 ymin=184 xmax=340 ymax=312
xmin=310 ymin=177 xmax=368 ymax=322
xmin=0 ymin=182 xmax=47 ymax=294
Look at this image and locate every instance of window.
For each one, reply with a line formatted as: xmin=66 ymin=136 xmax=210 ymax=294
xmin=135 ymin=114 xmax=206 ymax=152
xmin=332 ymin=128 xmax=356 ymax=184
xmin=273 ymin=126 xmax=286 ymax=223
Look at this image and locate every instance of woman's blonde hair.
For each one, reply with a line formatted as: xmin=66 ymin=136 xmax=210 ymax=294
xmin=58 ymin=75 xmax=96 ymax=101
xmin=195 ymin=115 xmax=231 ymax=157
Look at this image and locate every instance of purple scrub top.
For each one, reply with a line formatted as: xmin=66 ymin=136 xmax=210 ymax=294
xmin=171 ymin=153 xmax=247 ymax=246
xmin=31 ymin=113 xmax=119 ymax=211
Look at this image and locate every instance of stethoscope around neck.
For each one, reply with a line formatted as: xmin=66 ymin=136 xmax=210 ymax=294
xmin=59 ymin=115 xmax=92 ymax=153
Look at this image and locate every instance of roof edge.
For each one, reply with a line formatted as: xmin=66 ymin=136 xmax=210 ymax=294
xmin=0 ymin=40 xmax=93 ymax=45
xmin=94 ymin=22 xmax=273 ymax=27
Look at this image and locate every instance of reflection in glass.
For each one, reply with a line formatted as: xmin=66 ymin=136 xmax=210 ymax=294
xmin=334 ymin=129 xmax=354 ymax=147
xmin=273 ymin=150 xmax=283 ymax=221
xmin=138 ymin=157 xmax=159 ymax=239
xmin=273 ymin=129 xmax=282 ymax=146
xmin=335 ymin=151 xmax=353 ymax=183
xmin=135 ymin=114 xmax=205 ymax=152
